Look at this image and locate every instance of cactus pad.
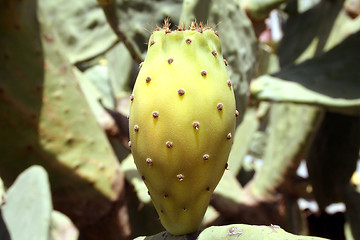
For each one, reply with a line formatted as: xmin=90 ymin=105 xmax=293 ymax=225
xmin=129 ymin=20 xmax=236 ymax=235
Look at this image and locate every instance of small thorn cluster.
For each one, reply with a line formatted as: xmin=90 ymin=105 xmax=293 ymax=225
xmin=153 ymin=18 xmax=216 ymax=35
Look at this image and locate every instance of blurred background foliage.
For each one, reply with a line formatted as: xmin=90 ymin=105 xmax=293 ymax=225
xmin=0 ymin=0 xmax=359 ymax=239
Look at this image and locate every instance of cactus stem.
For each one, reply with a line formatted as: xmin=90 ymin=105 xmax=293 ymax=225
xmin=227 ymin=133 xmax=232 ymax=140
xmin=212 ymin=50 xmax=217 ymax=56
xmin=201 ymin=70 xmax=207 ymax=77
xmin=224 ymin=59 xmax=228 ymax=66
xmin=168 ymin=58 xmax=174 ymax=64
xmin=130 ymin=94 xmax=134 ymax=101
xmin=166 ymin=141 xmax=173 ymax=148
xmin=177 ymin=174 xmax=184 ymax=181
xmin=152 ymin=111 xmax=159 ymax=118
xmin=146 ymin=158 xmax=153 ymax=166
xmin=186 ymin=38 xmax=192 ymax=44
xmin=193 ymin=122 xmax=200 ymax=130
xmin=235 ymin=110 xmax=239 ymax=117
xmin=217 ymin=103 xmax=223 ymax=111
xmin=178 ymin=89 xmax=185 ymax=96
xmin=150 ymin=40 xmax=155 ymax=46
xmin=134 ymin=125 xmax=139 ymax=132
xmin=227 ymin=80 xmax=232 ymax=87
xmin=146 ymin=76 xmax=151 ymax=83
xmin=203 ymin=154 xmax=209 ymax=160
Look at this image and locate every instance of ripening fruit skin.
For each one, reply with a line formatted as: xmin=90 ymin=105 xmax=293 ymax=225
xmin=129 ymin=23 xmax=237 ymax=235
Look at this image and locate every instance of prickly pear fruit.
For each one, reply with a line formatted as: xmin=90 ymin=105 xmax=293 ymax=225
xmin=129 ymin=20 xmax=237 ymax=235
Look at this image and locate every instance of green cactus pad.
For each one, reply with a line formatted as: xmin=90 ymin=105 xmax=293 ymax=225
xmin=198 ymin=224 xmax=329 ymax=240
xmin=134 ymin=224 xmax=329 ymax=240
xmin=1 ymin=166 xmax=52 ymax=240
xmin=129 ymin=21 xmax=236 ymax=235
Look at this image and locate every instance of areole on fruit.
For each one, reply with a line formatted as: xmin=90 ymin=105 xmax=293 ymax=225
xmin=129 ymin=18 xmax=236 ymax=235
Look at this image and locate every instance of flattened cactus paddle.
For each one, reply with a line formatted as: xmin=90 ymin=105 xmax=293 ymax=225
xmin=129 ymin=19 xmax=237 ymax=235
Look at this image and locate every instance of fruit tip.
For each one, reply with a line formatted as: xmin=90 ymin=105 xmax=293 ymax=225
xmin=152 ymin=18 xmax=216 ymax=34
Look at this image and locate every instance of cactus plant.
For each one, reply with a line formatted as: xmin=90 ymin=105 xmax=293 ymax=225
xmin=251 ymin=31 xmax=360 ymax=115
xmin=278 ymin=0 xmax=360 ymax=67
xmin=242 ymin=0 xmax=288 ymax=20
xmin=129 ymin=19 xmax=237 ymax=235
xmin=0 ymin=1 xmax=129 ymax=239
xmin=1 ymin=166 xmax=53 ymax=240
xmin=250 ymin=103 xmax=323 ymax=199
xmin=38 ymin=0 xmax=119 ymax=64
xmin=134 ymin=224 xmax=329 ymax=240
xmin=248 ymin=1 xmax=360 ymax=237
xmin=0 ymin=166 xmax=79 ymax=240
